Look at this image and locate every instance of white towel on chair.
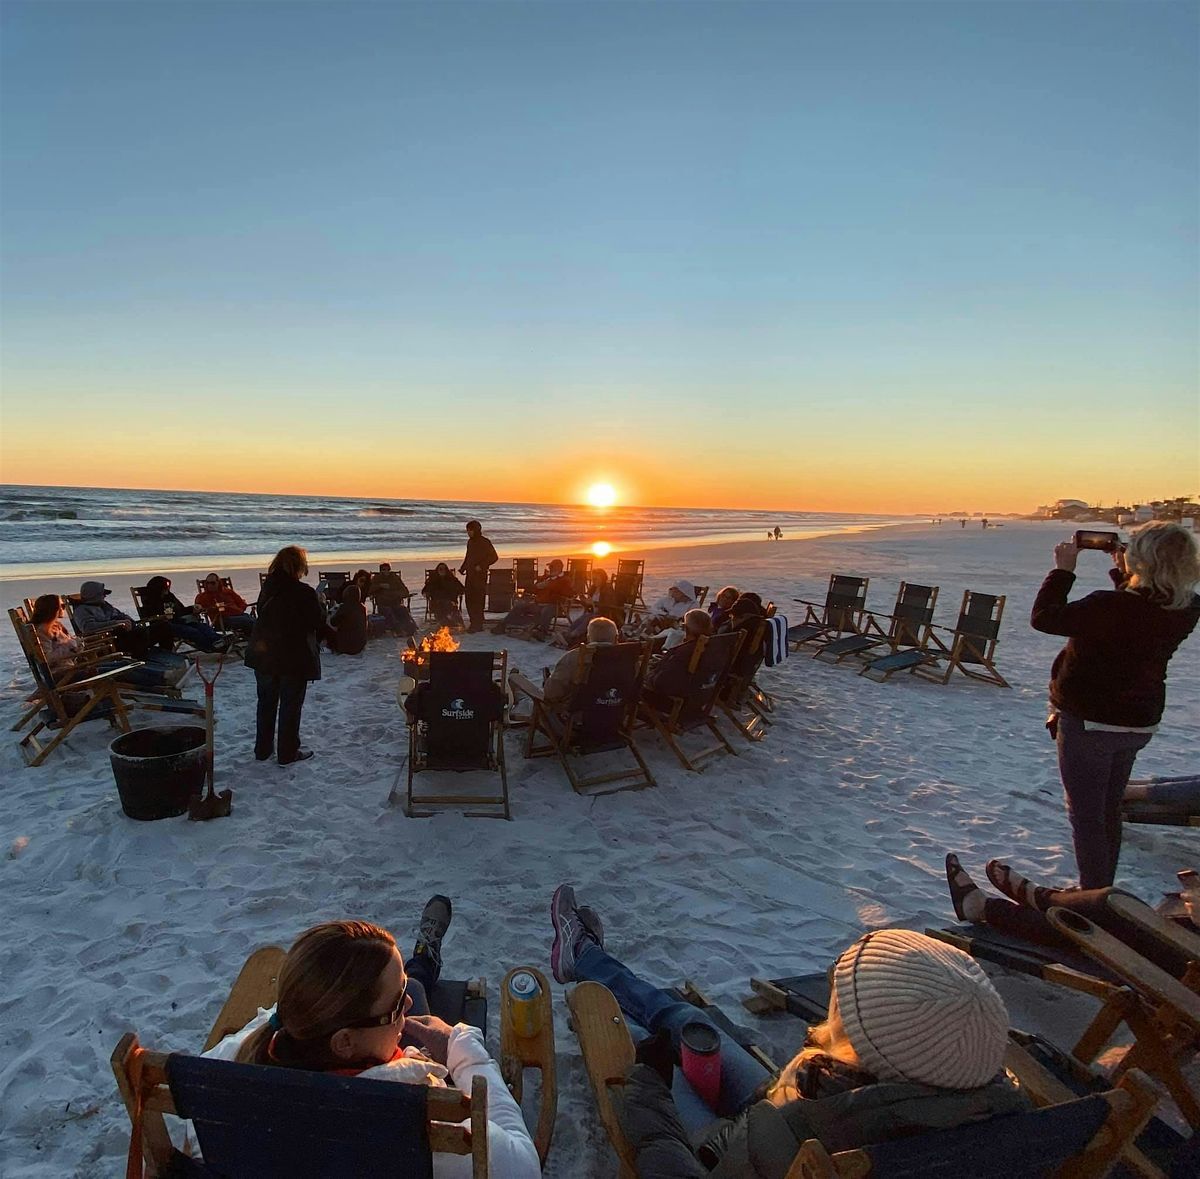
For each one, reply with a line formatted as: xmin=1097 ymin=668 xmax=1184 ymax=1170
xmin=764 ymin=616 xmax=788 ymax=666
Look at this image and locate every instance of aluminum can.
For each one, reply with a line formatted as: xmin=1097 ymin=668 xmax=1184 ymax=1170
xmin=507 ymin=970 xmax=542 ymax=1039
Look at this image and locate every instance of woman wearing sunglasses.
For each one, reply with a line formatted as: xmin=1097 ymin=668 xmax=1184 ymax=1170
xmin=204 ymin=905 xmax=539 ymax=1177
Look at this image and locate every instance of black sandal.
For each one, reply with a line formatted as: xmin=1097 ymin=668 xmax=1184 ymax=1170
xmin=945 ymin=853 xmax=983 ymax=923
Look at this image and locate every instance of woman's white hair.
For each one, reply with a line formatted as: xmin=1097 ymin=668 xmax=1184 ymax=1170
xmin=1125 ymin=521 xmax=1200 ymax=610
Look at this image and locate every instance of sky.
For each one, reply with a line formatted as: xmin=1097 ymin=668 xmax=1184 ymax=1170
xmin=1 ymin=1 xmax=1196 ymax=514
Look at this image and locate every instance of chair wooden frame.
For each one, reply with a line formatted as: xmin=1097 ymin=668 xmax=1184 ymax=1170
xmin=513 ymin=557 xmax=540 ymax=595
xmin=569 ymin=978 xmax=1156 ymax=1179
xmin=110 ymin=944 xmax=534 ymax=1179
xmin=929 ymin=892 xmax=1200 ymax=1129
xmin=499 ymin=965 xmax=558 ymax=1166
xmin=638 ymin=630 xmax=745 ymax=771
xmin=788 ymin=575 xmax=869 ymax=650
xmin=718 ymin=606 xmax=777 ymax=742
xmin=615 ymin=559 xmax=647 ymax=616
xmin=909 ymin=590 xmax=1009 ymax=687
xmin=404 ymin=650 xmax=511 ymax=819
xmin=510 ymin=643 xmax=657 ymax=796
xmin=1122 ymin=775 xmax=1200 ymax=829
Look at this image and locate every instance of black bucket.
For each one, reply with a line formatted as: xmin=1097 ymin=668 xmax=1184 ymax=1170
xmin=109 ymin=726 xmax=207 ymax=821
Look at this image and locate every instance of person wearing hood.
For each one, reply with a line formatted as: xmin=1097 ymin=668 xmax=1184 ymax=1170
xmin=246 ymin=545 xmax=335 ymax=765
xmin=201 ymin=906 xmax=539 ymax=1178
xmin=1031 ymin=521 xmax=1200 ymax=888
xmin=329 ymin=582 xmax=368 ymax=655
xmin=142 ymin=576 xmax=226 ymax=652
xmin=72 ymin=580 xmax=181 ymax=664
xmin=422 ymin=563 xmax=466 ymax=629
xmin=641 ymin=581 xmax=697 ymax=635
xmin=549 ymin=885 xmax=1021 ymax=1179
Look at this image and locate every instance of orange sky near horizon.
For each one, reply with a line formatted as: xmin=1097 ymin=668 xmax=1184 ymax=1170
xmin=2 ymin=426 xmax=1195 ymax=515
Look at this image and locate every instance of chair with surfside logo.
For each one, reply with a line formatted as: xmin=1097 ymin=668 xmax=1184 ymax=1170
xmin=510 ymin=641 xmax=657 ymax=796
xmin=403 ymin=650 xmax=511 ymax=819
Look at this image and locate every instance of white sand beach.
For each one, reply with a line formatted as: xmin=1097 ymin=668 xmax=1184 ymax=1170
xmin=1 ymin=521 xmax=1197 ymax=1176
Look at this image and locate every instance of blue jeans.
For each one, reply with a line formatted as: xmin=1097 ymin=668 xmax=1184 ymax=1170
xmin=1057 ymin=711 xmax=1152 ymax=889
xmin=574 ymin=945 xmax=770 ymax=1134
xmin=171 ymin=619 xmax=224 ymax=651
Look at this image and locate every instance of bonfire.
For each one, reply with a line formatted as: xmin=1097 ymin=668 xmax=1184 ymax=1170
xmin=402 ymin=626 xmax=459 ymax=681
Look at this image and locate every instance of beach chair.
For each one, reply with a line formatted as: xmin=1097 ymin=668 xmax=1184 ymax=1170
xmin=486 ymin=567 xmax=516 ymax=615
xmin=616 ymin=559 xmax=647 ymax=615
xmin=1123 ymin=775 xmax=1200 ymax=829
xmin=928 ymin=891 xmax=1200 ymax=1129
xmin=718 ymin=606 xmax=777 ymax=742
xmin=421 ymin=567 xmax=466 ymax=625
xmin=510 ymin=641 xmax=656 ymax=796
xmin=513 ymin=557 xmax=540 ymax=594
xmin=404 ymin=650 xmax=510 ymax=819
xmin=859 ymin=590 xmax=1006 ymax=686
xmin=316 ymin=570 xmax=349 ymax=610
xmin=132 ymin=584 xmax=209 ymax=655
xmin=569 ymin=980 xmax=1156 ymax=1179
xmin=692 ymin=584 xmax=709 ymax=607
xmin=112 ymin=946 xmax=558 ymax=1177
xmin=566 ymin=557 xmax=593 ymax=598
xmin=638 ymin=630 xmax=745 ymax=771
xmin=787 ymin=574 xmax=868 ymax=649
xmin=814 ymin=582 xmax=938 ymax=665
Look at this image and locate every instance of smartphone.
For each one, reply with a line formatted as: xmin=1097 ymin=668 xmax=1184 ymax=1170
xmin=1074 ymin=530 xmax=1120 ymax=552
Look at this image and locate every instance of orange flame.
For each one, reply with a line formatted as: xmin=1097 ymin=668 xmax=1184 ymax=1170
xmin=404 ymin=626 xmax=460 ymax=667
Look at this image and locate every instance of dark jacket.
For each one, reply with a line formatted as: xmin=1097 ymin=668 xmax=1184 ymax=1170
xmin=616 ymin=1055 xmax=1027 ymax=1179
xmin=460 ymin=535 xmax=498 ymax=584
xmin=1031 ymin=569 xmax=1199 ymax=727
xmin=423 ymin=570 xmax=465 ymax=603
xmin=246 ymin=572 xmax=328 ymax=680
xmin=143 ymin=580 xmax=197 ymax=621
xmin=643 ymin=640 xmax=698 ymax=699
xmin=330 ymin=585 xmax=368 ymax=655
xmin=370 ymin=571 xmax=410 ymax=606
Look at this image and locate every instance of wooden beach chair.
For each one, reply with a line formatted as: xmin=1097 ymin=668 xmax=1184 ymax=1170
xmin=814 ymin=582 xmax=938 ymax=665
xmin=1123 ymin=775 xmax=1200 ymax=829
xmin=929 ymin=890 xmax=1200 ymax=1129
xmin=638 ymin=630 xmax=744 ymax=771
xmin=616 ymin=559 xmax=646 ymax=616
xmin=569 ymin=979 xmax=1156 ymax=1179
xmin=403 ymin=650 xmax=511 ymax=819
xmin=718 ymin=605 xmax=777 ymax=742
xmin=510 ymin=641 xmax=656 ymax=796
xmin=859 ymin=590 xmax=1007 ymax=686
xmin=486 ymin=567 xmax=516 ymax=616
xmin=787 ymin=574 xmax=869 ymax=649
xmin=112 ymin=945 xmax=558 ymax=1177
xmin=691 ymin=584 xmax=709 ymax=607
xmin=513 ymin=557 xmax=540 ymax=594
xmin=316 ymin=570 xmax=349 ymax=609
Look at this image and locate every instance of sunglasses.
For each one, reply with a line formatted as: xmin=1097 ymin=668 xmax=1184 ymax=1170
xmin=341 ymin=981 xmax=409 ymax=1030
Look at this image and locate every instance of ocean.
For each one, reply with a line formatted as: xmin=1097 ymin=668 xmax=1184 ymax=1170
xmin=0 ymin=484 xmax=915 ymax=579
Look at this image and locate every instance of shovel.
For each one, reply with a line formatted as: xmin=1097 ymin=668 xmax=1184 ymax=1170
xmin=189 ymin=653 xmax=233 ymax=821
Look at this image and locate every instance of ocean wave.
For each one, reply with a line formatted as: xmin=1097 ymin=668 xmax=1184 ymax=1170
xmin=361 ymin=506 xmax=419 ymax=517
xmin=3 ymin=508 xmax=79 ymax=521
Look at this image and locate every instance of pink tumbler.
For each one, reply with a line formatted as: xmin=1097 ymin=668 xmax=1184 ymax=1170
xmin=680 ymin=1021 xmax=722 ymax=1110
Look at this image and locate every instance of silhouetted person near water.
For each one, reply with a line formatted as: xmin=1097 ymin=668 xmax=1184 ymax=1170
xmin=459 ymin=520 xmax=498 ymax=633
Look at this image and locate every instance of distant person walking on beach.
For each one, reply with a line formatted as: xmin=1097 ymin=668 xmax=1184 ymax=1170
xmin=960 ymin=518 xmax=966 ymax=528
xmin=1031 ymin=523 xmax=1200 ymax=888
xmin=459 ymin=520 xmax=498 ymax=633
xmin=773 ymin=526 xmax=782 ymax=540
xmin=247 ymin=545 xmax=335 ymax=765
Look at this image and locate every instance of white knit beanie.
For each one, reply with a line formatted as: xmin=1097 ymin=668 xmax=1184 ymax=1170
xmin=832 ymin=930 xmax=1009 ymax=1090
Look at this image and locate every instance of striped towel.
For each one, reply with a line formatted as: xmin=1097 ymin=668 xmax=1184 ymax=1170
xmin=764 ymin=616 xmax=789 ymax=666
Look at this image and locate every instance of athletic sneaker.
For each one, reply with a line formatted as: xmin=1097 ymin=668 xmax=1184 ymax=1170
xmin=550 ymin=883 xmax=603 ymax=983
xmin=413 ymin=894 xmax=453 ymax=972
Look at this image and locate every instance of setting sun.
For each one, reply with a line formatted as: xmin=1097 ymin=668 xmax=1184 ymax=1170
xmin=585 ymin=482 xmax=617 ymax=508
xmin=591 ymin=541 xmax=613 ymax=558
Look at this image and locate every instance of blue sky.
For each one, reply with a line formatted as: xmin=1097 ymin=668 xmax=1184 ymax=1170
xmin=1 ymin=1 xmax=1196 ymax=510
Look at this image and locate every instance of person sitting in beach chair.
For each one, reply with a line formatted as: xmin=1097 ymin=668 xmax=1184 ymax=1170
xmin=142 ymin=576 xmax=227 ymax=652
xmin=539 ymin=615 xmax=620 ymax=707
xmin=549 ymin=884 xmax=1021 ymax=1178
xmin=422 ymin=563 xmax=466 ymax=628
xmin=72 ymin=580 xmax=186 ymax=665
xmin=491 ymin=559 xmax=572 ymax=639
xmin=638 ymin=580 xmax=697 ymax=632
xmin=370 ymin=563 xmax=418 ymax=637
xmin=557 ymin=569 xmax=625 ymax=647
xmin=30 ymin=594 xmax=185 ymax=689
xmin=194 ymin=573 xmax=256 ymax=635
xmin=642 ymin=609 xmax=713 ymax=705
xmin=199 ymin=909 xmax=541 ymax=1176
xmin=328 ymin=582 xmax=368 ymax=655
xmin=706 ymin=585 xmax=739 ymax=630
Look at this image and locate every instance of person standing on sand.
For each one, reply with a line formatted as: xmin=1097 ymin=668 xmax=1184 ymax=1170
xmin=1031 ymin=522 xmax=1200 ymax=888
xmin=459 ymin=519 xmax=498 ymax=633
xmin=246 ymin=545 xmax=335 ymax=765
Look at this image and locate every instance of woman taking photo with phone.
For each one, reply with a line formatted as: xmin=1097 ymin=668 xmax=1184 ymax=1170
xmin=1031 ymin=521 xmax=1200 ymax=888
